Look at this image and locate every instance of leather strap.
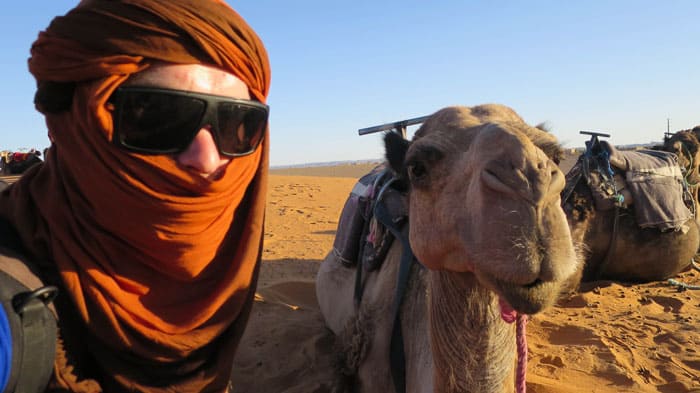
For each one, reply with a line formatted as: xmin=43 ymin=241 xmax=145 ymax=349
xmin=373 ymin=192 xmax=415 ymax=393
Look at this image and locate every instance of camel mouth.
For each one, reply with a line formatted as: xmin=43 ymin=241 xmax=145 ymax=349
xmin=524 ymin=278 xmax=543 ymax=289
xmin=493 ymin=278 xmax=557 ymax=315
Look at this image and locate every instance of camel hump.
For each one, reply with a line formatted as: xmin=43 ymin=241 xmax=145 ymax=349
xmin=332 ymin=164 xmax=408 ymax=271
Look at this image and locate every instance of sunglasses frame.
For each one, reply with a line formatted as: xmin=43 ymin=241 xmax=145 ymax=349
xmin=109 ymin=86 xmax=269 ymax=157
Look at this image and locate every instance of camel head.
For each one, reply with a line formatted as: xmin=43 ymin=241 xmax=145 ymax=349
xmin=384 ymin=104 xmax=579 ymax=314
xmin=662 ymin=129 xmax=700 ymax=187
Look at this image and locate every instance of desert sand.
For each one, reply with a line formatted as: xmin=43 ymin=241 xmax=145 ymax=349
xmin=3 ymin=158 xmax=698 ymax=392
xmin=230 ymin=160 xmax=700 ymax=393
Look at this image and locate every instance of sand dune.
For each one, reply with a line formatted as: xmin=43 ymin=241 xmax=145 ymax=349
xmin=231 ymin=163 xmax=700 ymax=393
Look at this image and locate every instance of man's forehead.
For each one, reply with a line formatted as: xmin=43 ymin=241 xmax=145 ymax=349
xmin=123 ymin=62 xmax=250 ymax=98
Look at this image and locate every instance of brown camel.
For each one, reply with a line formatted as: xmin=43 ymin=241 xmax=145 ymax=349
xmin=660 ymin=128 xmax=700 ymax=221
xmin=562 ymin=133 xmax=699 ymax=283
xmin=1 ymin=150 xmax=43 ymax=175
xmin=316 ymin=104 xmax=580 ymax=393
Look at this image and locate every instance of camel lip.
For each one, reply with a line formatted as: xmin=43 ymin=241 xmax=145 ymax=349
xmin=492 ymin=278 xmax=555 ymax=315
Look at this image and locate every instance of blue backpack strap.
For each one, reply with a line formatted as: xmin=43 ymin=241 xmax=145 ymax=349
xmin=0 ymin=301 xmax=11 ymax=393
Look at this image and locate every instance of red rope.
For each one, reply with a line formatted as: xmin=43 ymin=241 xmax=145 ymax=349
xmin=515 ymin=313 xmax=528 ymax=393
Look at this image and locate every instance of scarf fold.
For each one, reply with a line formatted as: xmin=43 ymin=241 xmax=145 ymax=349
xmin=0 ymin=0 xmax=270 ymax=391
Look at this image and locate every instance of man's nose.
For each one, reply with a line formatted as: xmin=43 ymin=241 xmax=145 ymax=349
xmin=176 ymin=128 xmax=228 ymax=175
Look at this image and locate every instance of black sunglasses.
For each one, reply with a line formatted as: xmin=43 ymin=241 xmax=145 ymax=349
xmin=109 ymin=86 xmax=269 ymax=157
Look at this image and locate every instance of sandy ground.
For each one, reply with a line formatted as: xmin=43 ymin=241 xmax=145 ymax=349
xmin=231 ymin=158 xmax=700 ymax=393
xmin=2 ymin=157 xmax=698 ymax=392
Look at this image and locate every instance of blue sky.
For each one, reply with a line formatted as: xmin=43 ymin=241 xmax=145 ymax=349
xmin=1 ymin=1 xmax=698 ymax=166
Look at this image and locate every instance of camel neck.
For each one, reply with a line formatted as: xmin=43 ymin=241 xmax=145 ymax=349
xmin=428 ymin=271 xmax=516 ymax=393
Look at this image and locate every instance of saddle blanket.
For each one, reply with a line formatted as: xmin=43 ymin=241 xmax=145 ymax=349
xmin=601 ymin=141 xmax=693 ymax=231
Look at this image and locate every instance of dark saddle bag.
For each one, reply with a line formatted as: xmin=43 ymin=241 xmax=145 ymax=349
xmin=331 ymin=164 xmax=407 ymax=271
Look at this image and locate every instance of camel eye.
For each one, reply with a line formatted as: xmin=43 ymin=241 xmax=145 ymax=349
xmin=404 ymin=144 xmax=443 ymax=187
xmin=407 ymin=161 xmax=428 ymax=184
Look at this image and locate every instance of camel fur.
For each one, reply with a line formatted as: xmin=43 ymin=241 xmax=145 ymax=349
xmin=316 ymin=104 xmax=580 ymax=393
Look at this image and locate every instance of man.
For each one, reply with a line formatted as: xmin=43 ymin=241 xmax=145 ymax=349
xmin=0 ymin=1 xmax=271 ymax=391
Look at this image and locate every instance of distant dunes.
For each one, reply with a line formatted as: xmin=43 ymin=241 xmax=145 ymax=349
xmin=270 ymin=160 xmax=382 ymax=178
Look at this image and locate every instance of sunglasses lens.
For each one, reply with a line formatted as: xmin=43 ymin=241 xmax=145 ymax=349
xmin=217 ymin=104 xmax=267 ymax=156
xmin=112 ymin=87 xmax=268 ymax=157
xmin=117 ymin=92 xmax=205 ymax=153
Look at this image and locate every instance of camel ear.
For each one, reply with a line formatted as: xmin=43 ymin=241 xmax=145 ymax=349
xmin=535 ymin=122 xmax=551 ymax=133
xmin=384 ymin=131 xmax=410 ymax=176
xmin=538 ymin=140 xmax=564 ymax=165
xmin=532 ymin=123 xmax=564 ymax=165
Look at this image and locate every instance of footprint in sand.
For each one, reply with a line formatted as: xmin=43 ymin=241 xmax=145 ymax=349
xmin=539 ymin=355 xmax=565 ymax=367
xmin=648 ymin=295 xmax=684 ymax=313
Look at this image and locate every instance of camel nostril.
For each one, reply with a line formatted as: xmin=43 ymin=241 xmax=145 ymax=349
xmin=482 ymin=168 xmax=517 ymax=196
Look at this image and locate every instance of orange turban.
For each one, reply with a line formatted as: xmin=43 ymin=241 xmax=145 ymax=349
xmin=0 ymin=0 xmax=270 ymax=391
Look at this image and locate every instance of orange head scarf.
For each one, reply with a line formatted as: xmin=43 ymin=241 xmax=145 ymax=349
xmin=0 ymin=0 xmax=270 ymax=390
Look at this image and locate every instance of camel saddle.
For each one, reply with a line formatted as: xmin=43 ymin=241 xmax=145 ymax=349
xmin=563 ymin=140 xmax=694 ymax=231
xmin=332 ymin=164 xmax=416 ymax=393
xmin=332 ymin=164 xmax=407 ymax=272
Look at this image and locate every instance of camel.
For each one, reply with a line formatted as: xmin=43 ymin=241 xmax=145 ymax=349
xmin=0 ymin=150 xmax=42 ymax=175
xmin=659 ymin=128 xmax=700 ymax=221
xmin=562 ymin=133 xmax=699 ymax=283
xmin=316 ymin=104 xmax=580 ymax=393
